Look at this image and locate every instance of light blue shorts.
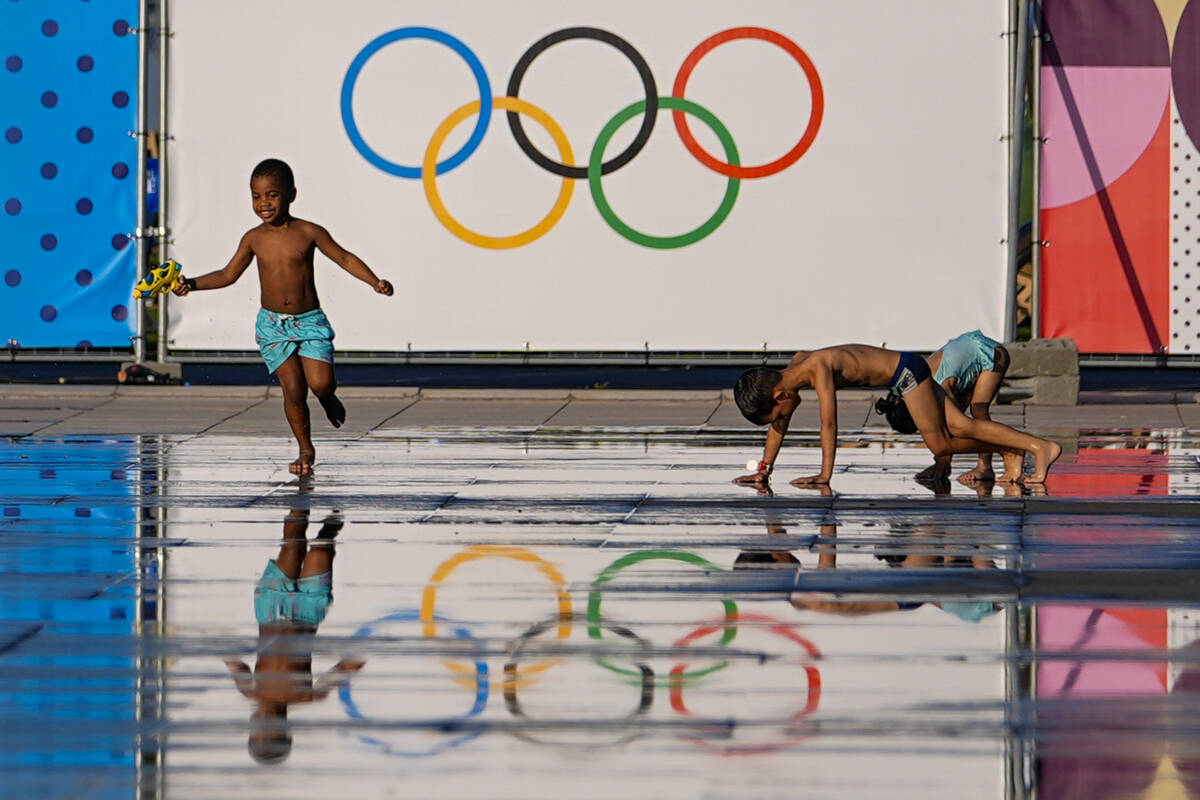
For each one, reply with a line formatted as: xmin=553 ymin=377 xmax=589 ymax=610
xmin=934 ymin=330 xmax=1000 ymax=396
xmin=254 ymin=560 xmax=332 ymax=627
xmin=254 ymin=308 xmax=335 ymax=374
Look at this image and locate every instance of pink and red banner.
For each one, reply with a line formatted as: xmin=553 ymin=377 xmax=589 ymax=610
xmin=1040 ymin=0 xmax=1200 ymax=354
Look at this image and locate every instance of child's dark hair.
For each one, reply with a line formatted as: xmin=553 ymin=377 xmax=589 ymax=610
xmin=251 ymin=158 xmax=295 ymax=191
xmin=734 ymin=367 xmax=783 ymax=424
xmin=874 ymin=393 xmax=917 ymax=434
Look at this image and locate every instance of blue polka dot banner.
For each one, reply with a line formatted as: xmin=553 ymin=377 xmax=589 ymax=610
xmin=1 ymin=1 xmax=138 ymax=348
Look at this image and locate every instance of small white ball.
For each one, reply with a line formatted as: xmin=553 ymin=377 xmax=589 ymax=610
xmin=746 ymin=459 xmax=759 ymax=472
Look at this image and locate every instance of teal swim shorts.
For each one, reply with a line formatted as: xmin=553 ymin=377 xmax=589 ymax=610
xmin=254 ymin=308 xmax=335 ymax=374
xmin=254 ymin=559 xmax=332 ymax=627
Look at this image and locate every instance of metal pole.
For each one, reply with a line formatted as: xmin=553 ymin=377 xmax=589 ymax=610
xmin=1030 ymin=3 xmax=1043 ymax=340
xmin=134 ymin=0 xmax=149 ymax=364
xmin=156 ymin=0 xmax=170 ymax=363
xmin=1004 ymin=0 xmax=1031 ymax=343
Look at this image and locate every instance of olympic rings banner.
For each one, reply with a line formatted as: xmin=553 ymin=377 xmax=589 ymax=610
xmin=167 ymin=1 xmax=1009 ymax=352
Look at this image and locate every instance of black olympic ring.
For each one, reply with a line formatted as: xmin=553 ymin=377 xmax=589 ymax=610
xmin=505 ymin=27 xmax=658 ymax=179
xmin=503 ymin=616 xmax=654 ymax=747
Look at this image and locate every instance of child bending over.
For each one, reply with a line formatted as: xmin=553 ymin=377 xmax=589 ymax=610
xmin=732 ymin=344 xmax=1059 ymax=487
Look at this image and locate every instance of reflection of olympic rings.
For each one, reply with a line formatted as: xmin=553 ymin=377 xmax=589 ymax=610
xmin=341 ymin=25 xmax=823 ymax=249
xmin=503 ymin=616 xmax=653 ymax=747
xmin=339 ymin=609 xmax=489 ymax=758
xmin=669 ymin=613 xmax=821 ymax=755
xmin=587 ymin=550 xmax=737 ymax=685
xmin=421 ymin=545 xmax=572 ymax=688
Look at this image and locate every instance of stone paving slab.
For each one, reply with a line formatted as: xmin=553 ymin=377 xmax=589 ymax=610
xmin=207 ymin=400 xmax=413 ymax=437
xmin=704 ymin=400 xmax=760 ymax=428
xmin=543 ymin=400 xmax=721 ymax=427
xmin=1180 ymin=404 xmax=1200 ymax=429
xmin=379 ymin=398 xmax=564 ymax=427
xmin=35 ymin=397 xmax=270 ymax=436
xmin=1025 ymin=404 xmax=1185 ymax=431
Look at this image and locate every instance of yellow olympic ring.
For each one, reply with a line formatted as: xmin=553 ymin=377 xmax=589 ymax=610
xmin=421 ymin=545 xmax=572 ymax=688
xmin=423 ymin=97 xmax=575 ymax=249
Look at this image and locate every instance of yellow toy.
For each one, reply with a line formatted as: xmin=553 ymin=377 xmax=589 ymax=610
xmin=132 ymin=260 xmax=182 ymax=299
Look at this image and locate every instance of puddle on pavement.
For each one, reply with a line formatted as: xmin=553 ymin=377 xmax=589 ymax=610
xmin=1 ymin=431 xmax=1199 ymax=799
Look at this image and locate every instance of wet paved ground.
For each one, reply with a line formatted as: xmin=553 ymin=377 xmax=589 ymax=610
xmin=2 ymin=388 xmax=1199 ymax=799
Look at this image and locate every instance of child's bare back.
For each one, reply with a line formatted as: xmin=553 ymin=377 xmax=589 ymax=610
xmin=791 ymin=344 xmax=903 ymax=389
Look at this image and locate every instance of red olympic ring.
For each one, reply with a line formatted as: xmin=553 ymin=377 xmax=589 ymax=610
xmin=668 ymin=613 xmax=822 ymax=756
xmin=671 ymin=27 xmax=824 ymax=179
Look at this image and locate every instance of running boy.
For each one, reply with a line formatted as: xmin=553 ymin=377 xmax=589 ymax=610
xmin=732 ymin=344 xmax=1059 ymax=487
xmin=173 ymin=159 xmax=393 ymax=475
xmin=875 ymin=330 xmax=1014 ymax=484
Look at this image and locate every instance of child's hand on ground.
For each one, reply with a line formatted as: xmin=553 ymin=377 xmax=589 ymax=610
xmin=733 ymin=471 xmax=770 ymax=487
xmin=374 ymin=279 xmax=394 ymax=296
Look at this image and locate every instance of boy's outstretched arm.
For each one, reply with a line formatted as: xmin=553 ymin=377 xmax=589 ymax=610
xmin=312 ymin=658 xmax=365 ymax=698
xmin=792 ymin=364 xmax=837 ymax=485
xmin=733 ymin=417 xmax=790 ymax=486
xmin=224 ymin=658 xmax=255 ymax=698
xmin=172 ymin=234 xmax=254 ymax=295
xmin=312 ymin=225 xmax=394 ymax=296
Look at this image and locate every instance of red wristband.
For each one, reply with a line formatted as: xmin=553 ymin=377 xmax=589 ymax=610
xmin=757 ymin=460 xmax=773 ymax=474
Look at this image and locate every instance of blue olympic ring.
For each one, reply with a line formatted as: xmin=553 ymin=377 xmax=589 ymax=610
xmin=338 ymin=608 xmax=489 ymax=759
xmin=340 ymin=27 xmax=492 ymax=178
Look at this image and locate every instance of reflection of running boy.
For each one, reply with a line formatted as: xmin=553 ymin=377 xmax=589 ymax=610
xmin=173 ymin=159 xmax=393 ymax=475
xmin=875 ymin=330 xmax=1015 ymax=484
xmin=224 ymin=507 xmax=363 ymax=764
xmin=732 ymin=344 xmax=1059 ymax=487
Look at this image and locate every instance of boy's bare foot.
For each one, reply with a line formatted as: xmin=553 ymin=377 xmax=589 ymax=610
xmin=956 ymin=465 xmax=995 ymax=486
xmin=319 ymin=392 xmax=345 ymax=428
xmin=1023 ymin=440 xmax=1062 ymax=484
xmin=289 ymin=451 xmax=315 ymax=475
xmin=997 ymin=452 xmax=1024 ymax=483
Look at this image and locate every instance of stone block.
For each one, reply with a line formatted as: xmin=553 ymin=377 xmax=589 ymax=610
xmin=1004 ymin=338 xmax=1079 ymax=378
xmin=1004 ymin=375 xmax=1079 ymax=406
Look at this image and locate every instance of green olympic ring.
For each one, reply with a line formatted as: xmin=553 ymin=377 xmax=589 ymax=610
xmin=589 ymin=97 xmax=741 ymax=249
xmin=587 ymin=549 xmax=738 ymax=685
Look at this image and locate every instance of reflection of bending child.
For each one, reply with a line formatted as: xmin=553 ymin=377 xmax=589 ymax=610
xmin=225 ymin=507 xmax=363 ymax=764
xmin=875 ymin=330 xmax=1016 ymax=484
xmin=736 ymin=498 xmax=1000 ymax=621
xmin=732 ymin=344 xmax=1059 ymax=487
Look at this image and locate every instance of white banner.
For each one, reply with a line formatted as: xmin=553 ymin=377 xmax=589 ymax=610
xmin=167 ymin=0 xmax=1009 ymax=352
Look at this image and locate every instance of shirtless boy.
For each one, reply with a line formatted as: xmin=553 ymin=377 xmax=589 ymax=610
xmin=732 ymin=344 xmax=1060 ymax=487
xmin=173 ymin=159 xmax=393 ymax=474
